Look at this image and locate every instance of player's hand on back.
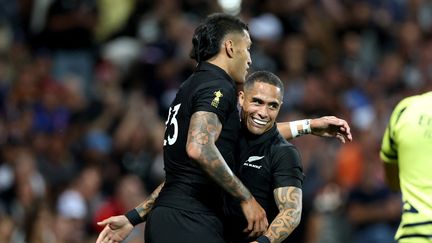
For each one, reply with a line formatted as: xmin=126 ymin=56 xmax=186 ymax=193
xmin=240 ymin=197 xmax=268 ymax=238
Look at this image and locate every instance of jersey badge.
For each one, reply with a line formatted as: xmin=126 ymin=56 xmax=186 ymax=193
xmin=243 ymin=156 xmax=265 ymax=169
xmin=246 ymin=156 xmax=265 ymax=163
xmin=211 ymin=90 xmax=223 ymax=108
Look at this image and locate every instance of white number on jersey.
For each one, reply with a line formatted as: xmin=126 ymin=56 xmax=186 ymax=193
xmin=164 ymin=103 xmax=181 ymax=146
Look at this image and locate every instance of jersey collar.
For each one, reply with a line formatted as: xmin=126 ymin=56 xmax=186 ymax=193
xmin=196 ymin=62 xmax=236 ymax=86
xmin=241 ymin=123 xmax=278 ymax=147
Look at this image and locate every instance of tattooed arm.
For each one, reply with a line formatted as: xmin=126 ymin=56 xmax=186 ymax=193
xmin=262 ymin=186 xmax=302 ymax=243
xmin=186 ymin=111 xmax=268 ymax=237
xmin=134 ymin=181 xmax=164 ymax=220
xmin=186 ymin=111 xmax=250 ymax=200
xmin=95 ymin=182 xmax=165 ymax=243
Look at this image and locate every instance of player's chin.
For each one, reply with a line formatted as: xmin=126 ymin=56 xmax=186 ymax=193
xmin=248 ymin=124 xmax=265 ymax=135
xmin=234 ymin=74 xmax=246 ymax=84
xmin=240 ymin=74 xmax=247 ymax=83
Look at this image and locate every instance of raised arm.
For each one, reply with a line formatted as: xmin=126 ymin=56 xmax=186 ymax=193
xmin=96 ymin=182 xmax=165 ymax=243
xmin=256 ymin=187 xmax=302 ymax=243
xmin=277 ymin=116 xmax=352 ymax=143
xmin=186 ymin=111 xmax=267 ymax=237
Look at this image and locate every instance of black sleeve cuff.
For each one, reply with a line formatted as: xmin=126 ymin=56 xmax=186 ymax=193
xmin=124 ymin=209 xmax=143 ymax=226
xmin=256 ymin=235 xmax=271 ymax=243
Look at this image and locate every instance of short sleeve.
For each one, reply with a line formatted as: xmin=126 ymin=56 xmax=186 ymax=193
xmin=192 ymin=79 xmax=236 ymax=124
xmin=271 ymin=144 xmax=304 ymax=189
xmin=380 ymin=96 xmax=415 ymax=163
xmin=380 ymin=122 xmax=397 ymax=163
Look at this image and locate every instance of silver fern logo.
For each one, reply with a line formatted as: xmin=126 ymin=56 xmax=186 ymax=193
xmin=246 ymin=156 xmax=264 ymax=163
xmin=243 ymin=156 xmax=264 ymax=169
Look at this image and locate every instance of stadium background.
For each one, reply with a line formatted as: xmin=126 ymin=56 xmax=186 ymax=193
xmin=0 ymin=0 xmax=431 ymax=242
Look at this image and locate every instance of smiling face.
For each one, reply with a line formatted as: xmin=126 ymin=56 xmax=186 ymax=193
xmin=239 ymin=81 xmax=282 ymax=135
xmin=228 ymin=30 xmax=252 ymax=85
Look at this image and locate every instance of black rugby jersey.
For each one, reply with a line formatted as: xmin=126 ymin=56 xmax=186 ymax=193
xmin=224 ymin=124 xmax=304 ymax=243
xmin=155 ymin=62 xmax=240 ymax=214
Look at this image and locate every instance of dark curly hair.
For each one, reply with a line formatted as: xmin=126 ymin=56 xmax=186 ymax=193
xmin=190 ymin=13 xmax=248 ymax=63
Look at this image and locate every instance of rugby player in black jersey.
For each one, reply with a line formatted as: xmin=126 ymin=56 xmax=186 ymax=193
xmin=96 ymin=13 xmax=352 ymax=243
xmin=99 ymin=13 xmax=266 ymax=243
xmin=224 ymin=71 xmax=303 ymax=243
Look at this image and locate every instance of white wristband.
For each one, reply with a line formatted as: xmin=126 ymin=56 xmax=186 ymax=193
xmin=300 ymin=119 xmax=311 ymax=135
xmin=290 ymin=121 xmax=299 ymax=138
xmin=289 ymin=119 xmax=311 ymax=138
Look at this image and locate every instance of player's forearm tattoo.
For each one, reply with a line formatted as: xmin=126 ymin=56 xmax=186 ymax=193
xmin=135 ymin=182 xmax=164 ymax=220
xmin=266 ymin=187 xmax=302 ymax=243
xmin=188 ymin=111 xmax=252 ymax=201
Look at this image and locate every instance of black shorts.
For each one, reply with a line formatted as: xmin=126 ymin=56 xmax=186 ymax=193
xmin=145 ymin=206 xmax=226 ymax=243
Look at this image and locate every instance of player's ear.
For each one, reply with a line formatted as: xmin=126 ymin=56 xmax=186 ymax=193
xmin=238 ymin=90 xmax=245 ymax=107
xmin=224 ymin=39 xmax=235 ymax=58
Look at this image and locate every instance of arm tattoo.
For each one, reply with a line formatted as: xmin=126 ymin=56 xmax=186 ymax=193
xmin=187 ymin=111 xmax=252 ymax=201
xmin=135 ymin=181 xmax=164 ymax=220
xmin=266 ymin=187 xmax=302 ymax=243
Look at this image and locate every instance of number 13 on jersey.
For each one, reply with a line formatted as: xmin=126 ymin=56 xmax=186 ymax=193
xmin=164 ymin=104 xmax=181 ymax=146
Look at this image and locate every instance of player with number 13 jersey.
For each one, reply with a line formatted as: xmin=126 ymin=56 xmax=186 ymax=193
xmin=155 ymin=62 xmax=240 ymax=215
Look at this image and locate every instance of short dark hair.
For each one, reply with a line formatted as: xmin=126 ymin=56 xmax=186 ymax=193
xmin=245 ymin=71 xmax=284 ymax=97
xmin=190 ymin=13 xmax=248 ymax=62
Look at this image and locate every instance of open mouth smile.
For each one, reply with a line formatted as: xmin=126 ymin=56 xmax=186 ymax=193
xmin=252 ymin=117 xmax=268 ymax=126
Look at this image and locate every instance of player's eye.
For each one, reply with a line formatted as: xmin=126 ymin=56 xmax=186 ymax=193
xmin=268 ymin=103 xmax=279 ymax=109
xmin=251 ymin=98 xmax=263 ymax=105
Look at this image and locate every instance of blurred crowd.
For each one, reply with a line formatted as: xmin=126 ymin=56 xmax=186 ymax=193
xmin=0 ymin=0 xmax=431 ymax=242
